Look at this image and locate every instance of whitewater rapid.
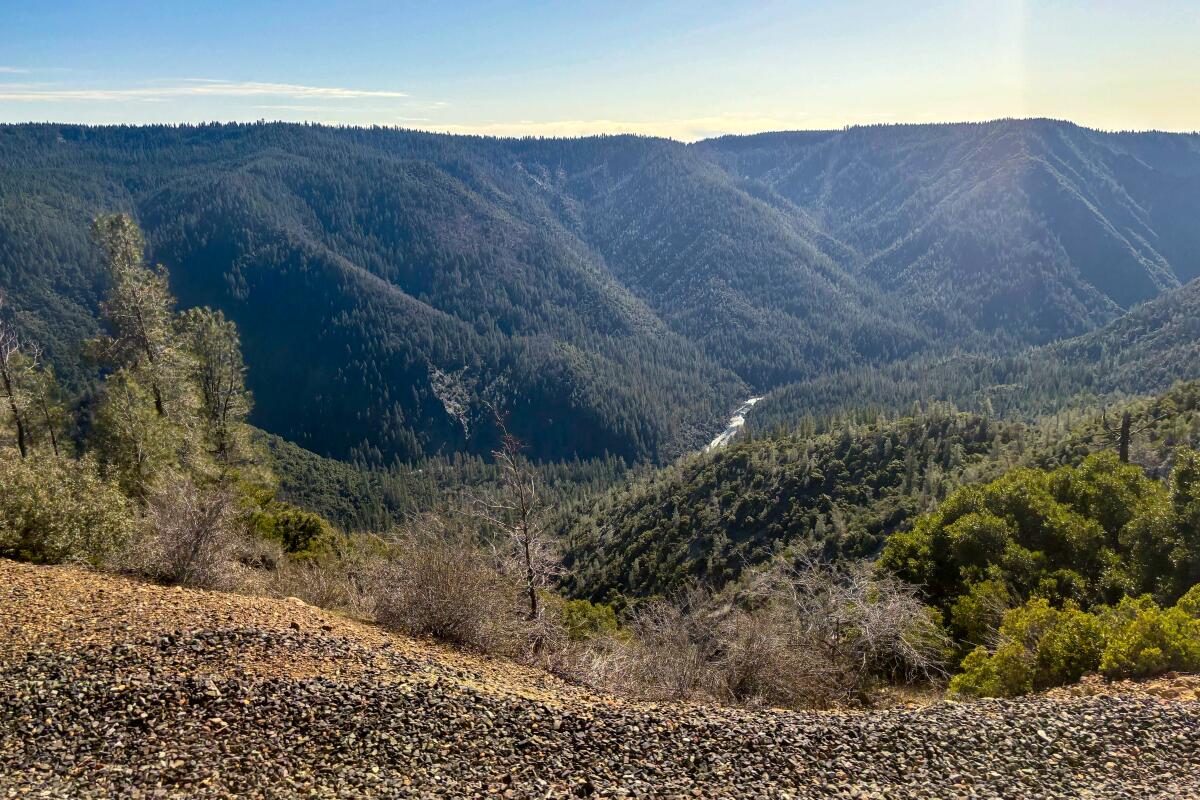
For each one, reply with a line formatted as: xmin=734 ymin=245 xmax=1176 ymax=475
xmin=704 ymin=396 xmax=763 ymax=452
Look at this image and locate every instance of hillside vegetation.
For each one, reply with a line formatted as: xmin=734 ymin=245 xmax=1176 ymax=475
xmin=751 ymin=278 xmax=1200 ymax=432
xmin=2 ymin=124 xmax=1200 ymax=736
xmin=565 ymin=382 xmax=1200 ymax=604
xmin=4 ymin=120 xmax=1199 ymax=464
xmin=6 ymin=559 xmax=1199 ymax=798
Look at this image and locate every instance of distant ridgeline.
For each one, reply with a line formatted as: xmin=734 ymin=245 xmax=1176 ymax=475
xmin=2 ymin=120 xmax=1199 ymax=465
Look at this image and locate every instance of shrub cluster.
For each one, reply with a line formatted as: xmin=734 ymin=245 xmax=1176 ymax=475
xmin=951 ymin=586 xmax=1200 ymax=697
xmin=883 ymin=450 xmax=1200 ymax=640
xmin=372 ymin=523 xmax=529 ymax=656
xmin=0 ymin=454 xmax=135 ymax=566
xmin=591 ymin=561 xmax=949 ymax=708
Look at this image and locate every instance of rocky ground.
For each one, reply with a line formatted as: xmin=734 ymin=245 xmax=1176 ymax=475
xmin=2 ymin=560 xmax=1199 ymax=799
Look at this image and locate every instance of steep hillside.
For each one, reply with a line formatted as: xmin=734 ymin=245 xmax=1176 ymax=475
xmin=0 ymin=125 xmax=746 ymax=464
xmin=4 ymin=560 xmax=1198 ymax=799
xmin=562 ymin=410 xmax=1030 ymax=602
xmin=751 ymin=277 xmax=1200 ymax=432
xmin=2 ymin=120 xmax=1199 ymax=464
xmin=566 ymin=383 xmax=1200 ymax=602
xmin=699 ymin=120 xmax=1200 ymax=346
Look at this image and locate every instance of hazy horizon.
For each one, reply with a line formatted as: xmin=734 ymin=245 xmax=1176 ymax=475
xmin=4 ymin=1 xmax=1199 ymax=140
xmin=4 ymin=116 xmax=1197 ymax=146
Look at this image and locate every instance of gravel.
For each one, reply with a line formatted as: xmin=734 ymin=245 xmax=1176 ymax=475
xmin=2 ymin=561 xmax=1199 ymax=799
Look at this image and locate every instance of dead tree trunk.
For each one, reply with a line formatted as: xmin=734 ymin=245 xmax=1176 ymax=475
xmin=1118 ymin=411 xmax=1131 ymax=463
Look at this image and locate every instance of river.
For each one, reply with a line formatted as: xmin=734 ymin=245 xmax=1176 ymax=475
xmin=704 ymin=396 xmax=764 ymax=452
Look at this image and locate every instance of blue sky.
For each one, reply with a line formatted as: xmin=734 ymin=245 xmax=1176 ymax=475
xmin=2 ymin=0 xmax=1198 ymax=139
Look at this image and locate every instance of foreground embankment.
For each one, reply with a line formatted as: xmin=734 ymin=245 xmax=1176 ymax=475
xmin=2 ymin=560 xmax=1198 ymax=799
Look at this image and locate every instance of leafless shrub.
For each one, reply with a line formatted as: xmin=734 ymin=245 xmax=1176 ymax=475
xmin=708 ymin=602 xmax=814 ymax=707
xmin=586 ymin=559 xmax=949 ymax=708
xmin=739 ymin=558 xmax=950 ymax=705
xmin=372 ymin=516 xmax=526 ymax=655
xmin=124 ymin=474 xmax=245 ymax=590
xmin=606 ymin=588 xmax=723 ymax=701
xmin=267 ymin=535 xmax=386 ymax=619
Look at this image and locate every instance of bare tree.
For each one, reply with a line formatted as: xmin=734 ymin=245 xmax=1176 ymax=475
xmin=0 ymin=296 xmax=29 ymax=458
xmin=474 ymin=410 xmax=560 ymax=624
xmin=1099 ymin=407 xmax=1168 ymax=464
xmin=28 ymin=348 xmax=62 ymax=459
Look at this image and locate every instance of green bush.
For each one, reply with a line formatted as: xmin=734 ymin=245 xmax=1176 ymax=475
xmin=1178 ymin=584 xmax=1200 ymax=618
xmin=950 ymin=598 xmax=1105 ymax=697
xmin=951 ymin=641 xmax=1034 ymax=698
xmin=885 ymin=450 xmax=1200 ymax=627
xmin=952 ymin=589 xmax=1200 ymax=696
xmin=561 ymin=598 xmax=621 ymax=641
xmin=949 ymin=577 xmax=1011 ymax=646
xmin=0 ymin=453 xmax=135 ymax=566
xmin=1099 ymin=596 xmax=1200 ymax=678
xmin=251 ymin=501 xmax=334 ymax=558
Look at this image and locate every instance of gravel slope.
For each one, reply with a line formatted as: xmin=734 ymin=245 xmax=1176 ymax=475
xmin=2 ymin=560 xmax=1199 ymax=799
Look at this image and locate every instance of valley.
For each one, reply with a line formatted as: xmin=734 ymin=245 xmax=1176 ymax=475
xmin=3 ymin=120 xmax=1198 ymax=466
xmin=2 ymin=119 xmax=1200 ymax=799
xmin=5 ymin=3 xmax=1200 ymax=796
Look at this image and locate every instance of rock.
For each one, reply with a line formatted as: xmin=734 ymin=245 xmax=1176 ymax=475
xmin=4 ymin=559 xmax=1200 ymax=799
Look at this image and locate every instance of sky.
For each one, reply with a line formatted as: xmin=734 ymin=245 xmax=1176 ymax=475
xmin=1 ymin=0 xmax=1198 ymax=141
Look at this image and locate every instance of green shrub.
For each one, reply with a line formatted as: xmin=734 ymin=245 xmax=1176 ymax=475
xmin=1178 ymin=584 xmax=1200 ymax=618
xmin=949 ymin=597 xmax=1105 ymax=697
xmin=1034 ymin=605 xmax=1106 ymax=686
xmin=561 ymin=598 xmax=621 ymax=641
xmin=251 ymin=501 xmax=334 ymax=558
xmin=952 ymin=589 xmax=1200 ymax=696
xmin=1099 ymin=595 xmax=1200 ymax=678
xmin=0 ymin=453 xmax=135 ymax=565
xmin=949 ymin=577 xmax=1010 ymax=646
xmin=882 ymin=452 xmax=1181 ymax=618
xmin=951 ymin=641 xmax=1034 ymax=698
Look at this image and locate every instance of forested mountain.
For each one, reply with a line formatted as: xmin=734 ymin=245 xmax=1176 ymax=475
xmin=2 ymin=120 xmax=1198 ymax=465
xmin=750 ymin=276 xmax=1200 ymax=433
xmin=699 ymin=120 xmax=1200 ymax=346
xmin=0 ymin=125 xmax=745 ymax=464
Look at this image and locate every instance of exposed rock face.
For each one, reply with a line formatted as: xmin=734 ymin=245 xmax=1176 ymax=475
xmin=3 ymin=560 xmax=1199 ymax=799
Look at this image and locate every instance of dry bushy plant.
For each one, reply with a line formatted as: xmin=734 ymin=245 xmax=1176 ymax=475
xmin=266 ymin=535 xmax=386 ymax=618
xmin=372 ymin=516 xmax=527 ymax=655
xmin=121 ymin=474 xmax=245 ymax=590
xmin=600 ymin=588 xmax=722 ymax=701
xmin=741 ymin=559 xmax=950 ymax=705
xmin=587 ymin=560 xmax=949 ymax=708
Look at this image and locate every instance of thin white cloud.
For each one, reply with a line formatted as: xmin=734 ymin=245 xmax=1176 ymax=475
xmin=0 ymin=67 xmax=30 ymax=74
xmin=0 ymin=79 xmax=408 ymax=102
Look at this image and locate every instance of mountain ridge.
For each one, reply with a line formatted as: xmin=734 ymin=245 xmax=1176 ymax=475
xmin=2 ymin=119 xmax=1198 ymax=464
